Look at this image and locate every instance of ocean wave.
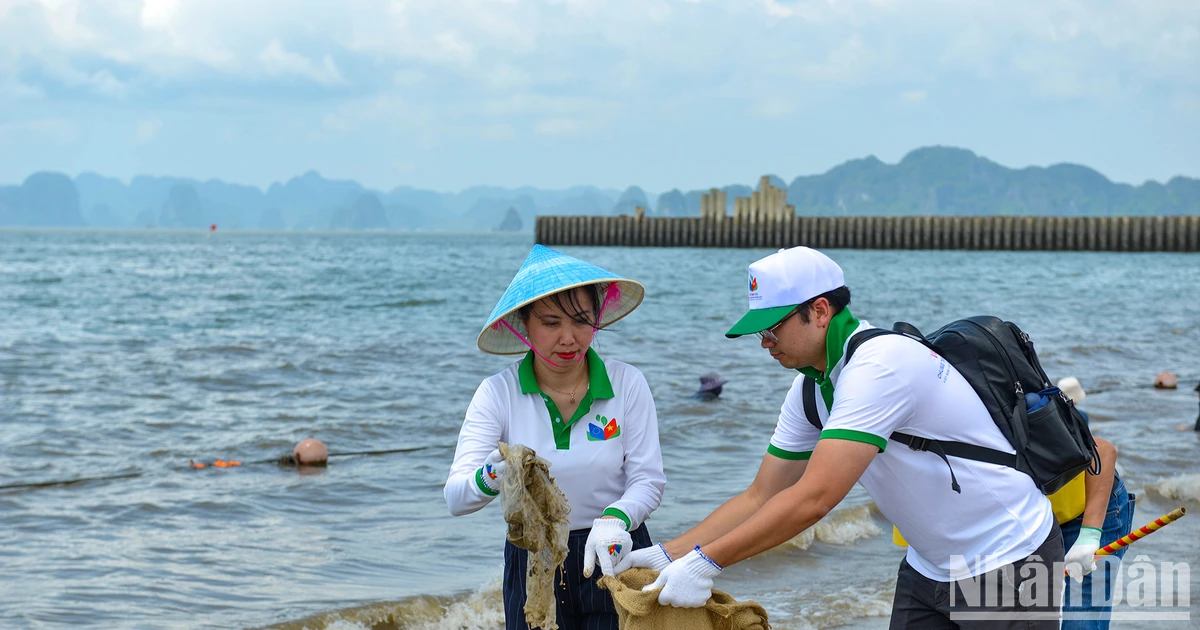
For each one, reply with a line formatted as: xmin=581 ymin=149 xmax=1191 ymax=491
xmin=1151 ymin=473 xmax=1200 ymax=504
xmin=783 ymin=505 xmax=883 ymax=551
xmin=1063 ymin=345 xmax=1128 ymax=356
xmin=343 ymin=298 xmax=447 ymax=310
xmin=263 ymin=578 xmax=503 ymax=630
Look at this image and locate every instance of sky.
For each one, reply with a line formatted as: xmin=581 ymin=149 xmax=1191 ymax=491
xmin=1 ymin=0 xmax=1198 ymax=193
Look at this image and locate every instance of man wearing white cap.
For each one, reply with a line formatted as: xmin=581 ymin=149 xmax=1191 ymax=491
xmin=622 ymin=246 xmax=1064 ymax=629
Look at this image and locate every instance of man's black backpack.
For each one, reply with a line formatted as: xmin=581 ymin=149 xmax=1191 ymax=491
xmin=801 ymin=315 xmax=1099 ymax=495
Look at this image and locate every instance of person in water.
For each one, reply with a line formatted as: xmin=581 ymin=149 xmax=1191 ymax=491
xmin=444 ymin=245 xmax=666 ymax=630
xmin=692 ymin=373 xmax=728 ymax=401
xmin=1172 ymin=382 xmax=1200 ymax=431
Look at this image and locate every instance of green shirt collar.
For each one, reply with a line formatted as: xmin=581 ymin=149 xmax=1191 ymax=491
xmin=518 ymin=347 xmax=614 ymax=400
xmin=797 ymin=307 xmax=860 ymax=411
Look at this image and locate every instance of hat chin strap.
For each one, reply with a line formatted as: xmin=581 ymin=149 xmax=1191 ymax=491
xmin=492 ymin=318 xmax=563 ymax=367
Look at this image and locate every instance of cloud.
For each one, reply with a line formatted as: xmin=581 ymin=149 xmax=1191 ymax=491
xmin=135 ymin=118 xmax=162 ymax=143
xmin=534 ymin=118 xmax=586 ymax=135
xmin=0 ymin=0 xmax=1195 ymax=188
xmin=1 ymin=0 xmax=1194 ymax=106
xmin=0 ymin=118 xmax=77 ymax=144
xmin=258 ymin=39 xmax=344 ymax=85
xmin=752 ymin=98 xmax=796 ymax=118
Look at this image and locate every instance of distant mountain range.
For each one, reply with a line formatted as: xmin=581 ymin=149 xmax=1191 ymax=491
xmin=1 ymin=147 xmax=1196 ymax=231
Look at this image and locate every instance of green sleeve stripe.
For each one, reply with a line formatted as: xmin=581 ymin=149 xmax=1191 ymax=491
xmin=475 ymin=467 xmax=499 ymax=496
xmin=602 ymin=507 xmax=632 ymax=531
xmin=767 ymin=444 xmax=812 ymax=460
xmin=819 ymin=429 xmax=887 ymax=452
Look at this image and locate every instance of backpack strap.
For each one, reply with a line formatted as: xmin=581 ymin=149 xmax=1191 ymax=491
xmin=813 ymin=323 xmax=1019 ymax=495
xmin=804 ymin=327 xmax=909 ymax=431
xmin=802 ymin=377 xmax=822 ymax=431
xmin=888 ymin=432 xmax=1018 ymax=494
xmin=844 ymin=328 xmax=899 ymax=364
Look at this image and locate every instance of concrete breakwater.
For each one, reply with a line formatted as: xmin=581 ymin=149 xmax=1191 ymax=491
xmin=535 ymin=214 xmax=1200 ymax=251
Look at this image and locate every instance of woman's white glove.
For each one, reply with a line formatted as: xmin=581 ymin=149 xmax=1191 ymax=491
xmin=582 ymin=517 xmax=633 ymax=578
xmin=1065 ymin=526 xmax=1102 ymax=581
xmin=476 ymin=448 xmax=506 ymax=495
xmin=642 ymin=547 xmax=723 ymax=608
xmin=613 ymin=542 xmax=673 ymax=574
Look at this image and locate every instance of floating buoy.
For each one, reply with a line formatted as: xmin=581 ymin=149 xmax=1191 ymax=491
xmin=1155 ymin=371 xmax=1178 ymax=389
xmin=210 ymin=224 xmax=217 ymax=232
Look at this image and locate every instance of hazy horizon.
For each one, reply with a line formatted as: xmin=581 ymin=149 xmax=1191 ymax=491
xmin=2 ymin=144 xmax=1195 ymax=196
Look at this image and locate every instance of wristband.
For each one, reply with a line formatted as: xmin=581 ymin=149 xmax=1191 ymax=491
xmin=694 ymin=545 xmax=723 ymax=571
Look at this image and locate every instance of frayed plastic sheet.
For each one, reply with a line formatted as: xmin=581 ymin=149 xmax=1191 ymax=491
xmin=498 ymin=442 xmax=571 ymax=630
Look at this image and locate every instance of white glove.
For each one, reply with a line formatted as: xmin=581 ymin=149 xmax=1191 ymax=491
xmin=477 ymin=448 xmax=506 ymax=495
xmin=583 ymin=517 xmax=633 ymax=578
xmin=642 ymin=547 xmax=723 ymax=608
xmin=1065 ymin=526 xmax=1102 ymax=582
xmin=614 ymin=542 xmax=673 ymax=575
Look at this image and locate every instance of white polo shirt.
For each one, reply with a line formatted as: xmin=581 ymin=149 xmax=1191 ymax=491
xmin=445 ymin=349 xmax=666 ymax=532
xmin=769 ymin=321 xmax=1055 ymax=581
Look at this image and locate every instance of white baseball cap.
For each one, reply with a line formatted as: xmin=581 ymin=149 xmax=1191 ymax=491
xmin=726 ymin=246 xmax=845 ymax=338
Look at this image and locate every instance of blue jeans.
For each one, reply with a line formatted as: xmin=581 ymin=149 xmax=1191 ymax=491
xmin=1059 ymin=474 xmax=1136 ymax=630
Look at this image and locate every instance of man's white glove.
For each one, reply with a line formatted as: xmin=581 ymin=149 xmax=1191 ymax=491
xmin=582 ymin=517 xmax=632 ymax=578
xmin=613 ymin=542 xmax=673 ymax=575
xmin=476 ymin=448 xmax=506 ymax=495
xmin=642 ymin=547 xmax=723 ymax=608
xmin=1065 ymin=526 xmax=1102 ymax=581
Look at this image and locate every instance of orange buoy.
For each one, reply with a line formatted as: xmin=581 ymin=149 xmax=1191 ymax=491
xmin=1155 ymin=371 xmax=1179 ymax=389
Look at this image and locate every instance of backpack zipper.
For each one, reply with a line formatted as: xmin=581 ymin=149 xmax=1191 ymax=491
xmin=1012 ymin=325 xmax=1054 ymax=391
xmin=962 ymin=319 xmax=1024 ymax=398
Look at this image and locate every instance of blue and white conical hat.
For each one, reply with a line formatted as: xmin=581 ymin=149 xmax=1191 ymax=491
xmin=478 ymin=245 xmax=645 ymax=355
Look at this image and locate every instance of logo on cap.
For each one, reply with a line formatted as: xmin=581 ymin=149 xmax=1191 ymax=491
xmin=748 ymin=274 xmax=762 ymax=302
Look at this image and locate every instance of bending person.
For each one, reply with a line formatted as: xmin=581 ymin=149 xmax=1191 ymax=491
xmin=622 ymin=246 xmax=1063 ymax=629
xmin=444 ymin=245 xmax=666 ymax=630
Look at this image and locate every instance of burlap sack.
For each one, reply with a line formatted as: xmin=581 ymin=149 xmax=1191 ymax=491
xmin=598 ymin=568 xmax=771 ymax=630
xmin=498 ymin=442 xmax=571 ymax=630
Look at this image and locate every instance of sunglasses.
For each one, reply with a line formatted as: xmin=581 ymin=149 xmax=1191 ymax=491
xmin=757 ymin=308 xmax=799 ymax=344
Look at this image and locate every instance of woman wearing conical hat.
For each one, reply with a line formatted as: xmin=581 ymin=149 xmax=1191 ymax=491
xmin=444 ymin=245 xmax=666 ymax=630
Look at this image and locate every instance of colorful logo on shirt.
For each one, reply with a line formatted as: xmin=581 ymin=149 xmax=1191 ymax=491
xmin=485 ymin=464 xmax=498 ymax=479
xmin=607 ymin=543 xmax=623 ymax=556
xmin=749 ymin=276 xmax=758 ymax=292
xmin=587 ymin=414 xmax=621 ymax=441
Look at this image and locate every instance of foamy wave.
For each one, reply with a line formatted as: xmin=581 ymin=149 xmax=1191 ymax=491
xmin=1153 ymin=473 xmax=1200 ymax=504
xmin=408 ymin=579 xmax=504 ymax=630
xmin=267 ymin=578 xmax=503 ymax=630
xmin=800 ymin=582 xmax=893 ymax=628
xmin=754 ymin=576 xmax=895 ymax=629
xmin=784 ymin=505 xmax=882 ymax=551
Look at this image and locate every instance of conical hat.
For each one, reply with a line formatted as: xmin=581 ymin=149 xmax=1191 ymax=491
xmin=478 ymin=245 xmax=645 ymax=355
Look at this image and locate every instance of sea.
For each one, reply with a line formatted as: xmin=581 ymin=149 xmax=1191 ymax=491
xmin=1 ymin=228 xmax=1197 ymax=629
